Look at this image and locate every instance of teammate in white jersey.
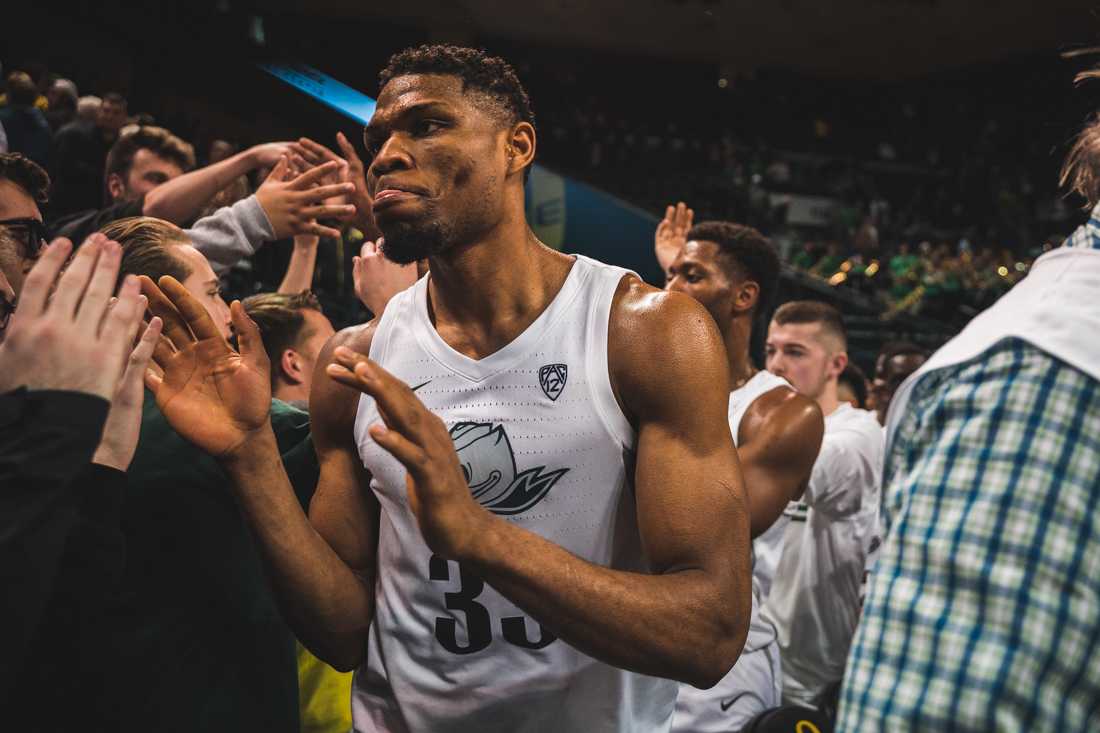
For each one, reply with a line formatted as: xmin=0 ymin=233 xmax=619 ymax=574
xmin=661 ymin=218 xmax=824 ymax=731
xmin=761 ymin=301 xmax=884 ymax=714
xmin=138 ymin=45 xmax=753 ymax=732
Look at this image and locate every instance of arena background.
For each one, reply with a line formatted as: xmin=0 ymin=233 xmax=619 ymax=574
xmin=9 ymin=0 xmax=1100 ymax=367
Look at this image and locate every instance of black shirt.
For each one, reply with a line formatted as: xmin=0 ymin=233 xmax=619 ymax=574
xmin=46 ymin=197 xmax=145 ymax=245
xmin=65 ymin=392 xmax=320 ymax=733
xmin=48 ymin=119 xmax=111 ymax=221
xmin=0 ymin=388 xmax=112 ymax=703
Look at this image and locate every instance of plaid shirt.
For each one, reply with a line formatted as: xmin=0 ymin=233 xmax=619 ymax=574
xmin=1064 ymin=203 xmax=1100 ymax=249
xmin=837 ymin=337 xmax=1100 ymax=731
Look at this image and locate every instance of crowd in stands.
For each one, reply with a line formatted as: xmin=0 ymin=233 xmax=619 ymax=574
xmin=512 ymin=50 xmax=1082 ymax=326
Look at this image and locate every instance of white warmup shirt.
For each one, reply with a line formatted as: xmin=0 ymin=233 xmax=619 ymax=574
xmin=761 ymin=403 xmax=884 ymax=707
xmin=351 ymin=255 xmax=678 ymax=733
xmin=673 ymin=370 xmax=791 ymax=732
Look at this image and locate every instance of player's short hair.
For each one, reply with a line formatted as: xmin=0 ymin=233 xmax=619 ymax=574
xmin=772 ymin=300 xmax=847 ymax=350
xmin=838 ymin=362 xmax=869 ymax=409
xmin=103 ymin=216 xmax=192 ymax=290
xmin=687 ymin=220 xmax=779 ymax=314
xmin=379 ymin=44 xmax=536 ymax=181
xmin=242 ymin=291 xmax=324 ymax=386
xmin=0 ymin=152 xmax=50 ymax=203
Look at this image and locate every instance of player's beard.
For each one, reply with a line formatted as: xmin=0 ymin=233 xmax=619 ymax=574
xmin=380 ymin=218 xmax=452 ymax=264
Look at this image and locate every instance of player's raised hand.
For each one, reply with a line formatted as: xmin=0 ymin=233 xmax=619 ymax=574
xmin=326 ymin=346 xmax=488 ymax=559
xmin=141 ymin=275 xmax=272 ymax=459
xmin=654 ymin=201 xmax=694 ymax=276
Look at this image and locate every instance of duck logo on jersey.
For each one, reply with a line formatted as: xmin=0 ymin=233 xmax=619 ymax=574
xmin=538 ymin=363 xmax=568 ymax=401
xmin=450 ymin=422 xmax=568 ymax=515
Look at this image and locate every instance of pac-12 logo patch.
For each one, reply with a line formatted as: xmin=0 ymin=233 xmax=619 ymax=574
xmin=538 ymin=363 xmax=568 ymax=401
xmin=450 ymin=422 xmax=568 ymax=515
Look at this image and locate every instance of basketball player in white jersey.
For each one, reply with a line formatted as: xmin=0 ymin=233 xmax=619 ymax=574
xmin=662 ymin=219 xmax=824 ymax=730
xmin=137 ymin=45 xmax=752 ymax=733
xmin=761 ymin=301 xmax=884 ymax=713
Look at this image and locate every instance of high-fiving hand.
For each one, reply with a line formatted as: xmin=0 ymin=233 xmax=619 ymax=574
xmin=293 ymin=134 xmax=381 ymax=240
xmin=0 ymin=234 xmax=152 ymax=398
xmin=326 ymin=347 xmax=490 ymax=560
xmin=255 ymin=157 xmax=356 ymax=240
xmin=352 ymin=238 xmax=418 ymax=316
xmin=141 ymin=276 xmax=272 ymax=459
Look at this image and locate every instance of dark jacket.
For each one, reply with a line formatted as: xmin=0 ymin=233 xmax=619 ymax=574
xmin=0 ymin=106 xmax=51 ymax=169
xmin=55 ymin=393 xmax=319 ymax=733
xmin=0 ymin=388 xmax=113 ymax=704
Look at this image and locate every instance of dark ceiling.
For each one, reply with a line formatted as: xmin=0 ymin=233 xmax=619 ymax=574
xmin=278 ymin=0 xmax=1099 ymax=78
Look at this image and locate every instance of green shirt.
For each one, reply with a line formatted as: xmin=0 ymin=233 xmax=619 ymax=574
xmin=80 ymin=393 xmax=319 ymax=732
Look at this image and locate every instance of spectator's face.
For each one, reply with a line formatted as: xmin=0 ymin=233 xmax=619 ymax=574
xmin=46 ymin=85 xmax=73 ymax=110
xmin=97 ymin=100 xmax=128 ymax=133
xmin=0 ymin=180 xmax=43 ymax=298
xmin=871 ymin=352 xmax=928 ymax=422
xmin=208 ymin=140 xmax=236 ymax=163
xmin=765 ymin=321 xmax=845 ymax=401
xmin=666 ymin=240 xmax=737 ymax=329
xmin=364 ymin=74 xmax=516 ymax=264
xmin=172 ymin=244 xmax=231 ymax=340
xmin=109 ymin=149 xmax=184 ymax=203
xmin=837 ymin=381 xmax=860 ymax=409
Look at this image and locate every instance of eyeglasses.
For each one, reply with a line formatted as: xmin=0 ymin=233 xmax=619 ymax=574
xmin=0 ymin=217 xmax=48 ymax=260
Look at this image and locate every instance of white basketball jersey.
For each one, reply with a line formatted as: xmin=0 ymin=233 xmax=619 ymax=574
xmin=350 ymin=255 xmax=678 ymax=733
xmin=673 ymin=371 xmax=790 ymax=732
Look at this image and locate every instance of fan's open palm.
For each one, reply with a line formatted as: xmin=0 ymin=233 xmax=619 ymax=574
xmin=140 ymin=275 xmax=272 ymax=458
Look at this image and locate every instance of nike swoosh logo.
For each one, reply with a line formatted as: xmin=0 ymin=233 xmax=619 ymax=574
xmin=411 ymin=380 xmax=431 ymax=392
xmin=720 ymin=697 xmax=739 ymax=712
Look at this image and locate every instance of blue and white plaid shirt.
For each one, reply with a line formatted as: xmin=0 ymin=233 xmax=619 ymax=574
xmin=1064 ymin=204 xmax=1100 ymax=249
xmin=837 ymin=212 xmax=1100 ymax=732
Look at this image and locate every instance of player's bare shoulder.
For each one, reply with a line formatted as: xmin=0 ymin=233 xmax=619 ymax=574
xmin=607 ymin=274 xmax=729 ymax=421
xmin=739 ymin=385 xmax=824 ymax=451
xmin=310 ymin=320 xmax=380 ymax=446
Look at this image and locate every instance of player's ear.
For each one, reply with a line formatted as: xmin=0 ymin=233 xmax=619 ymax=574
xmin=734 ymin=280 xmax=759 ymax=314
xmin=506 ymin=122 xmax=536 ymax=177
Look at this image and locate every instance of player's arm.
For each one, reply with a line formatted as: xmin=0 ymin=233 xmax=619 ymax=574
xmin=736 ymin=388 xmax=824 ymax=537
xmin=140 ymin=278 xmax=378 ymax=671
xmin=299 ymin=325 xmax=382 ymax=669
xmin=327 ymin=278 xmax=752 ymax=688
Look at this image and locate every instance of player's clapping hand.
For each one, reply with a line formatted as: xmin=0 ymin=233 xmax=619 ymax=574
xmin=326 ymin=347 xmax=490 ymax=560
xmin=654 ymin=201 xmax=693 ymax=277
xmin=141 ymin=276 xmax=272 ymax=459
